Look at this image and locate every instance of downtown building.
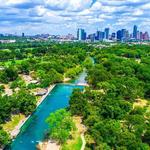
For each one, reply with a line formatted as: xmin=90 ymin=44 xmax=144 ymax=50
xmin=77 ymin=28 xmax=86 ymax=41
xmin=77 ymin=25 xmax=149 ymax=42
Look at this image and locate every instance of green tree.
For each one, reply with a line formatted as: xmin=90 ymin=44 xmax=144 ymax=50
xmin=12 ymin=90 xmax=36 ymax=116
xmin=69 ymin=89 xmax=88 ymax=116
xmin=46 ymin=109 xmax=75 ymax=144
xmin=0 ymin=127 xmax=10 ymax=148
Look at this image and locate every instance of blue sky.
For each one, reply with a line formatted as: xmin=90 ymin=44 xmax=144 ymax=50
xmin=0 ymin=0 xmax=150 ymax=35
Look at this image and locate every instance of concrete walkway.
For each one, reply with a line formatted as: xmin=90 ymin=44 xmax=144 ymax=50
xmin=81 ymin=133 xmax=86 ymax=150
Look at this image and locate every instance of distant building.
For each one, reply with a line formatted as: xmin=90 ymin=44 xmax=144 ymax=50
xmin=66 ymin=34 xmax=75 ymax=40
xmin=95 ymin=31 xmax=100 ymax=40
xmin=0 ymin=34 xmax=4 ymax=37
xmin=77 ymin=28 xmax=86 ymax=40
xmin=95 ymin=31 xmax=105 ymax=41
xmin=121 ymin=29 xmax=126 ymax=41
xmin=117 ymin=30 xmax=122 ymax=41
xmin=22 ymin=33 xmax=25 ymax=37
xmin=133 ymin=25 xmax=138 ymax=39
xmin=100 ymin=32 xmax=105 ymax=41
xmin=104 ymin=28 xmax=109 ymax=39
xmin=143 ymin=32 xmax=149 ymax=41
xmin=137 ymin=31 xmax=140 ymax=40
xmin=0 ymin=40 xmax=16 ymax=43
xmin=88 ymin=33 xmax=96 ymax=42
xmin=111 ymin=33 xmax=116 ymax=39
xmin=140 ymin=32 xmax=143 ymax=40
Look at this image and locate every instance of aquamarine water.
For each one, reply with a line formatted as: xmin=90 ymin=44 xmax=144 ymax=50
xmin=9 ymin=83 xmax=84 ymax=150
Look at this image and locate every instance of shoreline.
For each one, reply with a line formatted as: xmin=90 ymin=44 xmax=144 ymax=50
xmin=37 ymin=140 xmax=60 ymax=150
xmin=9 ymin=84 xmax=56 ymax=139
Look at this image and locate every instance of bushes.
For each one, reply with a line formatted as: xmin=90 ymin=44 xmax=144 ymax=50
xmin=12 ymin=90 xmax=37 ymax=116
xmin=0 ymin=67 xmax=18 ymax=83
xmin=0 ymin=127 xmax=10 ymax=148
xmin=65 ymin=66 xmax=83 ymax=79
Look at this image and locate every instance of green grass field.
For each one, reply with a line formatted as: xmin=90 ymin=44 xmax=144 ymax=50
xmin=2 ymin=114 xmax=25 ymax=132
xmin=61 ymin=136 xmax=82 ymax=150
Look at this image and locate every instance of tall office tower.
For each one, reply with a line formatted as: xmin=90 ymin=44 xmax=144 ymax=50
xmin=96 ymin=31 xmax=105 ymax=41
xmin=133 ymin=25 xmax=138 ymax=39
xmin=137 ymin=31 xmax=140 ymax=40
xmin=143 ymin=32 xmax=149 ymax=41
xmin=104 ymin=28 xmax=109 ymax=39
xmin=125 ymin=30 xmax=130 ymax=39
xmin=111 ymin=32 xmax=116 ymax=40
xmin=88 ymin=33 xmax=96 ymax=42
xmin=77 ymin=28 xmax=86 ymax=40
xmin=22 ymin=33 xmax=25 ymax=37
xmin=84 ymin=31 xmax=87 ymax=40
xmin=99 ymin=32 xmax=105 ymax=41
xmin=96 ymin=31 xmax=100 ymax=40
xmin=140 ymin=32 xmax=143 ymax=40
xmin=0 ymin=34 xmax=4 ymax=37
xmin=117 ymin=30 xmax=122 ymax=41
xmin=121 ymin=29 xmax=126 ymax=41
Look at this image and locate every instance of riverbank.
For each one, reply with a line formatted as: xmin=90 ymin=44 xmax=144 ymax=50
xmin=37 ymin=140 xmax=60 ymax=150
xmin=39 ymin=116 xmax=86 ymax=150
xmin=8 ymin=84 xmax=56 ymax=139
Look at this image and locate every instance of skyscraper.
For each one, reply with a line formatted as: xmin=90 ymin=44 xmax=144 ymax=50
xmin=133 ymin=25 xmax=138 ymax=39
xmin=137 ymin=31 xmax=140 ymax=40
xmin=77 ymin=28 xmax=86 ymax=40
xmin=99 ymin=32 xmax=105 ymax=41
xmin=140 ymin=32 xmax=143 ymax=41
xmin=104 ymin=28 xmax=109 ymax=39
xmin=96 ymin=31 xmax=105 ymax=41
xmin=88 ymin=33 xmax=96 ymax=42
xmin=111 ymin=33 xmax=116 ymax=39
xmin=95 ymin=31 xmax=100 ymax=40
xmin=117 ymin=30 xmax=122 ymax=41
xmin=22 ymin=33 xmax=25 ymax=37
xmin=143 ymin=32 xmax=149 ymax=41
xmin=121 ymin=29 xmax=126 ymax=40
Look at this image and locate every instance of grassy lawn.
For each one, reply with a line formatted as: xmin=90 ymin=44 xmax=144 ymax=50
xmin=2 ymin=114 xmax=25 ymax=133
xmin=0 ymin=58 xmax=29 ymax=66
xmin=62 ymin=136 xmax=82 ymax=150
xmin=133 ymin=99 xmax=148 ymax=108
xmin=61 ymin=116 xmax=84 ymax=150
xmin=0 ymin=49 xmax=11 ymax=52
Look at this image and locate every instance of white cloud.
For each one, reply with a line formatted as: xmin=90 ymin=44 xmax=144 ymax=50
xmin=67 ymin=0 xmax=92 ymax=11
xmin=141 ymin=2 xmax=150 ymax=9
xmin=90 ymin=1 xmax=102 ymax=11
xmin=6 ymin=0 xmax=29 ymax=5
xmin=44 ymin=0 xmax=68 ymax=10
xmin=132 ymin=9 xmax=143 ymax=16
xmin=44 ymin=0 xmax=92 ymax=11
xmin=29 ymin=5 xmax=47 ymax=17
xmin=0 ymin=0 xmax=149 ymax=35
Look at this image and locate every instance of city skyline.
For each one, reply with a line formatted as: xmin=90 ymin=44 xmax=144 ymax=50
xmin=77 ymin=25 xmax=149 ymax=42
xmin=0 ymin=0 xmax=150 ymax=35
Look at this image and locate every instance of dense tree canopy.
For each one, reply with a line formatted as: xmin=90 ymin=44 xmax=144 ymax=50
xmin=69 ymin=44 xmax=150 ymax=150
xmin=0 ymin=42 xmax=91 ymax=148
xmin=46 ymin=109 xmax=75 ymax=144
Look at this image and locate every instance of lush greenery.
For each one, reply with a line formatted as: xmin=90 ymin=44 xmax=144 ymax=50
xmin=0 ymin=42 xmax=91 ymax=148
xmin=2 ymin=115 xmax=25 ymax=132
xmin=1 ymin=42 xmax=150 ymax=149
xmin=69 ymin=44 xmax=150 ymax=150
xmin=61 ymin=116 xmax=84 ymax=150
xmin=62 ymin=136 xmax=82 ymax=150
xmin=46 ymin=109 xmax=76 ymax=144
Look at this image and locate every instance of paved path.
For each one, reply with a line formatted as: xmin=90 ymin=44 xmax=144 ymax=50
xmin=81 ymin=133 xmax=86 ymax=150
